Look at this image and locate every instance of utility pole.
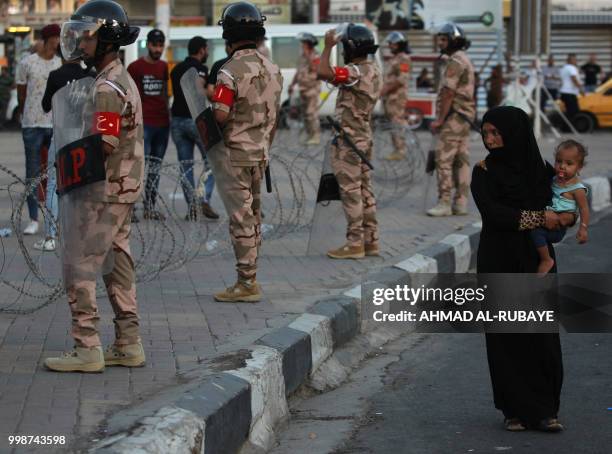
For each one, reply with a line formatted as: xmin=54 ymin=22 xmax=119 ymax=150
xmin=156 ymin=0 xmax=171 ymax=59
xmin=534 ymin=0 xmax=542 ymax=139
xmin=312 ymin=0 xmax=320 ymax=24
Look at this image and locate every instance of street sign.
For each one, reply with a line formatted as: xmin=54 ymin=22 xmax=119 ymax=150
xmin=365 ymin=0 xmax=503 ymax=31
xmin=419 ymin=0 xmax=503 ymax=31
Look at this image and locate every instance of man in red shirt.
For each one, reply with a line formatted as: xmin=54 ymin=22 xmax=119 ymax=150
xmin=128 ymin=29 xmax=170 ymax=221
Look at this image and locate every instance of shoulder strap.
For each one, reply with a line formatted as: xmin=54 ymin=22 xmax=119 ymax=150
xmin=341 ymin=64 xmax=360 ymax=88
xmin=561 ymin=181 xmax=588 ymax=195
xmin=104 ymin=80 xmax=127 ymax=100
xmin=103 ymin=79 xmax=128 ymax=114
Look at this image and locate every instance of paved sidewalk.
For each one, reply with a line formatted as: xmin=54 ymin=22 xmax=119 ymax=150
xmin=0 ymin=129 xmax=610 ymax=452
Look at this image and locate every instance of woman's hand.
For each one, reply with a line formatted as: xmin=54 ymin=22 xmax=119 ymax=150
xmin=544 ymin=210 xmax=561 ymax=230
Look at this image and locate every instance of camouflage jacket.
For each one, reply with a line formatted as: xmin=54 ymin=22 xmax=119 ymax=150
xmin=437 ymin=50 xmax=476 ymax=120
xmin=214 ymin=48 xmax=283 ymax=165
xmin=383 ymin=52 xmax=411 ymax=102
xmin=334 ymin=60 xmax=382 ymax=151
xmin=92 ymin=58 xmax=144 ymax=203
xmin=296 ymin=51 xmax=321 ymax=93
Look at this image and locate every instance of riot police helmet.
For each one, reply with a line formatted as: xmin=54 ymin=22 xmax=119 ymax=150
xmin=218 ymin=1 xmax=266 ymax=44
xmin=337 ymin=23 xmax=378 ymax=63
xmin=297 ymin=32 xmax=318 ymax=47
xmin=436 ymin=22 xmax=470 ymax=53
xmin=61 ymin=0 xmax=139 ymax=61
xmin=384 ymin=31 xmax=410 ymax=54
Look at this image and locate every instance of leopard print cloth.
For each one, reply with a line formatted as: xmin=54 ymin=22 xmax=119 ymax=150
xmin=519 ymin=210 xmax=545 ymax=231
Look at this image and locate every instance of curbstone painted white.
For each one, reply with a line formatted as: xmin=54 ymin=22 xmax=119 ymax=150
xmin=440 ymin=234 xmax=471 ymax=273
xmin=394 ymin=253 xmax=438 ymax=288
xmin=394 ymin=253 xmax=438 ymax=274
xmin=343 ymin=285 xmax=361 ymax=299
xmin=307 ymin=355 xmax=351 ymax=392
xmin=584 ymin=176 xmax=611 ymax=212
xmin=226 ymin=346 xmax=288 ymax=451
xmin=288 ymin=314 xmax=333 ymax=375
xmin=91 ymin=406 xmax=204 ymax=454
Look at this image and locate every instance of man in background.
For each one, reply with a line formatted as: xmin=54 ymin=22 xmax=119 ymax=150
xmin=580 ymin=53 xmax=601 ymax=93
xmin=560 ymin=53 xmax=584 ymax=121
xmin=128 ymin=29 xmax=170 ymax=221
xmin=541 ymin=55 xmax=561 ymax=111
xmin=16 ymin=24 xmax=62 ymax=235
xmin=170 ymin=36 xmax=218 ymax=220
xmin=381 ymin=31 xmax=411 ymax=161
xmin=288 ymin=32 xmax=321 ymax=145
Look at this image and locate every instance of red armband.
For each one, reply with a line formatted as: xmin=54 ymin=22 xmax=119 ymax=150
xmin=333 ymin=67 xmax=350 ymax=84
xmin=212 ymin=84 xmax=235 ymax=108
xmin=93 ymin=112 xmax=121 ymax=137
xmin=399 ymin=63 xmax=410 ymax=73
xmin=312 ymin=57 xmax=321 ymax=66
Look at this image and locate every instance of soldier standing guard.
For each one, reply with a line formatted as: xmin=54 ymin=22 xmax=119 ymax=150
xmin=211 ymin=1 xmax=283 ymax=303
xmin=288 ymin=32 xmax=322 ymax=145
xmin=45 ymin=0 xmax=145 ymax=372
xmin=427 ymin=23 xmax=475 ymax=217
xmin=318 ymin=24 xmax=382 ymax=259
xmin=381 ymin=31 xmax=412 ymax=161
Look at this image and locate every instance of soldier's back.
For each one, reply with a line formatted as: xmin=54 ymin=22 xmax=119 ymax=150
xmin=219 ymin=49 xmax=283 ymax=163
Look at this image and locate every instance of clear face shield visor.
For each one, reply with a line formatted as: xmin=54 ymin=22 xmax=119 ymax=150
xmin=60 ymin=20 xmax=102 ymax=61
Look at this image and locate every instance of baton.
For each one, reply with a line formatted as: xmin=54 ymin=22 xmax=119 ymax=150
xmin=265 ymin=165 xmax=272 ymax=193
xmin=326 ymin=116 xmax=374 ymax=170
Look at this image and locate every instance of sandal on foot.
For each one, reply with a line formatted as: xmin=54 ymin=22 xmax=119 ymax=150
xmin=536 ymin=417 xmax=564 ymax=432
xmin=504 ymin=418 xmax=527 ymax=431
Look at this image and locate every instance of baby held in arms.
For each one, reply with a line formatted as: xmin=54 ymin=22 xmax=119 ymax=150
xmin=530 ymin=140 xmax=590 ymax=275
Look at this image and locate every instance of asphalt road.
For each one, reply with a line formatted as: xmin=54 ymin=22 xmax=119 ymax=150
xmin=273 ymin=211 xmax=612 ymax=454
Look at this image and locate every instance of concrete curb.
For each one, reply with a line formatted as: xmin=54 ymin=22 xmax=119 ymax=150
xmin=91 ymin=174 xmax=612 ymax=453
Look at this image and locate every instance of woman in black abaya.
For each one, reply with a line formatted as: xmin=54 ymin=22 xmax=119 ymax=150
xmin=471 ymin=106 xmax=565 ymax=432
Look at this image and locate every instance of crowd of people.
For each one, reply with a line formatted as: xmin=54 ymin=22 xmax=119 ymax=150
xmin=483 ymin=51 xmax=608 ymax=120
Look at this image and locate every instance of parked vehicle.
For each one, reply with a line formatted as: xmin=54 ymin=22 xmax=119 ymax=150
xmin=572 ymin=78 xmax=612 ymax=133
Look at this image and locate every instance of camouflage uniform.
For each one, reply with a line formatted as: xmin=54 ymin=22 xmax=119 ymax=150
xmin=332 ymin=61 xmax=382 ymax=248
xmin=65 ymin=58 xmax=144 ymax=348
xmin=213 ymin=48 xmax=282 ymax=283
xmin=383 ymin=52 xmax=411 ymax=152
xmin=296 ymin=52 xmax=321 ymax=139
xmin=435 ymin=50 xmax=475 ymax=207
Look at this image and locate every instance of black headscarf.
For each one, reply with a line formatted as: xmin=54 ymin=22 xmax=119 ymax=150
xmin=481 ymin=106 xmax=552 ymax=210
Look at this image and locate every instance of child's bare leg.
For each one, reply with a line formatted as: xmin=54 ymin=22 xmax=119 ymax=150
xmin=536 ymin=244 xmax=555 ymax=275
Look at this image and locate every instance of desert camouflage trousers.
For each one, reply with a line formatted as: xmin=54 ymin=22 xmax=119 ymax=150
xmin=209 ymin=145 xmax=263 ymax=283
xmin=384 ymin=97 xmax=408 ymax=153
xmin=63 ymin=201 xmax=139 ymax=348
xmin=435 ymin=115 xmax=471 ymax=206
xmin=300 ymin=89 xmax=320 ymax=138
xmin=331 ymin=138 xmax=378 ymax=248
